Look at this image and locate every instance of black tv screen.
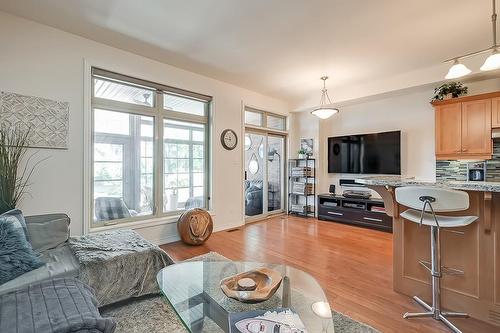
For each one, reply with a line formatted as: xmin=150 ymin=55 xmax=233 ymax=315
xmin=328 ymin=130 xmax=401 ymax=174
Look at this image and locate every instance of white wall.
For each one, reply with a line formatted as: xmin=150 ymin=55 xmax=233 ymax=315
xmin=0 ymin=11 xmax=289 ymax=243
xmin=292 ymin=78 xmax=500 ymax=198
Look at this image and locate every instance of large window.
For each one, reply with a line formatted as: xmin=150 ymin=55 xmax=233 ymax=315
xmin=91 ymin=68 xmax=211 ymax=226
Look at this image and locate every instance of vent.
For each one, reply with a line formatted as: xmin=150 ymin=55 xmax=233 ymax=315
xmin=489 ymin=310 xmax=500 ymax=326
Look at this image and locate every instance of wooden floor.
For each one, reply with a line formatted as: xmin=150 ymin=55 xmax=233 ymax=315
xmin=161 ymin=215 xmax=497 ymax=333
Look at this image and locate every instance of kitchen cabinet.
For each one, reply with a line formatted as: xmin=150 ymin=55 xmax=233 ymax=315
xmin=492 ymin=97 xmax=500 ymax=128
xmin=433 ymin=92 xmax=498 ymax=160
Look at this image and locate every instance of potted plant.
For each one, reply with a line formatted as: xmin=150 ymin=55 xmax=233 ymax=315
xmin=432 ymin=82 xmax=468 ymax=101
xmin=298 ymin=148 xmax=307 ymax=159
xmin=0 ymin=127 xmax=41 ymax=214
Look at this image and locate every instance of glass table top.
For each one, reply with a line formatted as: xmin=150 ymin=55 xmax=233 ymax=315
xmin=157 ymin=261 xmax=334 ymax=333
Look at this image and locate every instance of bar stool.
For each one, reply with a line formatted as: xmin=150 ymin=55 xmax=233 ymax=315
xmin=395 ymin=186 xmax=478 ymax=333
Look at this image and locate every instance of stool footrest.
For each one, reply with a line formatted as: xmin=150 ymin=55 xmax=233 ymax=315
xmin=418 ymin=260 xmax=464 ymax=276
xmin=442 ymin=266 xmax=465 ymax=276
xmin=418 ymin=260 xmax=432 ymax=273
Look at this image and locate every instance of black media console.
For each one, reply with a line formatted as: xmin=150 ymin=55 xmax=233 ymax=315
xmin=317 ymin=194 xmax=392 ymax=232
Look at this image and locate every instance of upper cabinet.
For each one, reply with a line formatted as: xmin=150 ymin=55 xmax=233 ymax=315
xmin=433 ymin=92 xmax=499 ymax=160
xmin=461 ymin=99 xmax=491 ymax=154
xmin=435 ymin=103 xmax=462 ymax=156
xmin=492 ymin=97 xmax=500 ymax=128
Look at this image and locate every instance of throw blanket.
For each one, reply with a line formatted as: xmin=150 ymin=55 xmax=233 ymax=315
xmin=69 ymin=229 xmax=173 ymax=306
xmin=0 ymin=278 xmax=115 ymax=333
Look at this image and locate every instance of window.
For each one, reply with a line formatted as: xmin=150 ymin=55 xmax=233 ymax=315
xmin=91 ymin=68 xmax=211 ymax=226
xmin=244 ymin=107 xmax=286 ymax=130
xmin=245 ymin=109 xmax=263 ymax=126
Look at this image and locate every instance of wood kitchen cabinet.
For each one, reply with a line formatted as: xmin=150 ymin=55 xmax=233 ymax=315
xmin=435 ymin=103 xmax=462 ymax=156
xmin=433 ymin=92 xmax=498 ymax=160
xmin=461 ymin=99 xmax=491 ymax=155
xmin=492 ymin=97 xmax=500 ymax=128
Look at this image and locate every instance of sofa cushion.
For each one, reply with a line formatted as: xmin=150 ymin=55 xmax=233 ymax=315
xmin=0 ymin=278 xmax=116 ymax=333
xmin=25 ymin=213 xmax=70 ymax=252
xmin=0 ymin=209 xmax=29 ymax=240
xmin=0 ymin=244 xmax=79 ymax=295
xmin=0 ymin=215 xmax=44 ymax=285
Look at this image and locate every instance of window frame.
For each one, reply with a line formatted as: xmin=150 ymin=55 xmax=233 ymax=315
xmin=244 ymin=106 xmax=287 ymax=132
xmin=89 ymin=68 xmax=212 ymax=228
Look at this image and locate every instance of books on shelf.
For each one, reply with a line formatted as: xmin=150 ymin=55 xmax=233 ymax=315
xmin=291 ymin=182 xmax=313 ymax=195
xmin=291 ymin=167 xmax=312 ymax=177
xmin=229 ymin=308 xmax=307 ymax=333
xmin=290 ymin=204 xmax=313 ymax=214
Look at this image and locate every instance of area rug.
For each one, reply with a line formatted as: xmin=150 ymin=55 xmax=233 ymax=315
xmin=101 ymin=252 xmax=379 ymax=333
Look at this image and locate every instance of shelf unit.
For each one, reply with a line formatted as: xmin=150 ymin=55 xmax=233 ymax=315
xmin=288 ymin=158 xmax=316 ymax=217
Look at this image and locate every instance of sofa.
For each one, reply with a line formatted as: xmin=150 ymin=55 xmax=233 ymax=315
xmin=0 ymin=213 xmax=79 ymax=296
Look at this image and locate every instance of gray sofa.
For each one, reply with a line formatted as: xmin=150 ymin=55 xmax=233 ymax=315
xmin=0 ymin=214 xmax=79 ymax=296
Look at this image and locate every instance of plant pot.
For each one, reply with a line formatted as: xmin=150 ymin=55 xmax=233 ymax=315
xmin=298 ymin=154 xmax=306 ymax=159
xmin=444 ymin=93 xmax=454 ymax=100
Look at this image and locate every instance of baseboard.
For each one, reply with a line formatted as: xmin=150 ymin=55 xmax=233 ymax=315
xmin=149 ymin=234 xmax=180 ymax=246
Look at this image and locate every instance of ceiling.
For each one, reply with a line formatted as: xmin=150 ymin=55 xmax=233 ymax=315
xmin=0 ymin=0 xmax=494 ymax=108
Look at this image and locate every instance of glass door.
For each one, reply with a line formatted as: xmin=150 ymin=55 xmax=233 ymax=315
xmin=267 ymin=135 xmax=285 ymax=214
xmin=244 ymin=131 xmax=286 ymax=221
xmin=244 ymin=132 xmax=266 ymax=219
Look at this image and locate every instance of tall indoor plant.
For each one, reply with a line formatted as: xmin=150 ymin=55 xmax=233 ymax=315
xmin=0 ymin=126 xmax=39 ymax=214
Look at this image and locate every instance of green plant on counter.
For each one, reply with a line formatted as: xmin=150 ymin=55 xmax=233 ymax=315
xmin=0 ymin=126 xmax=42 ymax=214
xmin=432 ymin=82 xmax=468 ymax=101
xmin=297 ymin=148 xmax=307 ymax=155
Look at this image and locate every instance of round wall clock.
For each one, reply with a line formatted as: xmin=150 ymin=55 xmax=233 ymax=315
xmin=221 ymin=129 xmax=238 ymax=150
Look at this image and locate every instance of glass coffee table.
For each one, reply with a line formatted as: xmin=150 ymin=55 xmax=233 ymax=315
xmin=157 ymin=261 xmax=334 ymax=332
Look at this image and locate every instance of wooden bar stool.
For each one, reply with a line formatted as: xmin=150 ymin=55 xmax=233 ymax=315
xmin=395 ymin=186 xmax=478 ymax=333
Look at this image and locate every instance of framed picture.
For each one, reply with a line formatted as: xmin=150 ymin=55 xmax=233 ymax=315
xmin=300 ymin=138 xmax=313 ymax=157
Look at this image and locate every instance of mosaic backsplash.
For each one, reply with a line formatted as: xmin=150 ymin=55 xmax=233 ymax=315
xmin=436 ymin=141 xmax=500 ymax=182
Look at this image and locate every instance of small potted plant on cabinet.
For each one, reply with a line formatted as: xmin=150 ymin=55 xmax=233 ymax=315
xmin=432 ymin=82 xmax=468 ymax=101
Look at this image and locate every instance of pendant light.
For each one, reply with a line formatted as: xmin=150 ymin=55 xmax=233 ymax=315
xmin=482 ymin=0 xmax=500 ymax=71
xmin=311 ymin=76 xmax=339 ymax=120
xmin=445 ymin=59 xmax=472 ymax=79
xmin=444 ymin=0 xmax=499 ymax=78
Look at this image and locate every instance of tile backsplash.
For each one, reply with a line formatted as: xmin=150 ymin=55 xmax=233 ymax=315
xmin=436 ymin=141 xmax=500 ymax=182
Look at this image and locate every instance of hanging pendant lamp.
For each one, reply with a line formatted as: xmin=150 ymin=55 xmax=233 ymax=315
xmin=310 ymin=76 xmax=339 ymax=120
xmin=444 ymin=0 xmax=500 ymax=78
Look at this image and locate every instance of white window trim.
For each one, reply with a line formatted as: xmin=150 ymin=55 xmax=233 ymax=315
xmin=83 ymin=60 xmax=213 ymax=234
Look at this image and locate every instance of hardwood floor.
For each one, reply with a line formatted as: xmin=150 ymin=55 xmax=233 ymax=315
xmin=161 ymin=215 xmax=498 ymax=333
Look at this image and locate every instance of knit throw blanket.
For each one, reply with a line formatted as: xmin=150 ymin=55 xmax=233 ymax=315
xmin=69 ymin=229 xmax=173 ymax=307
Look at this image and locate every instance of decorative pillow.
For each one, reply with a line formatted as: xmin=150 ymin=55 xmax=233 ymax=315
xmin=0 ymin=216 xmax=44 ymax=285
xmin=0 ymin=209 xmax=29 ymax=241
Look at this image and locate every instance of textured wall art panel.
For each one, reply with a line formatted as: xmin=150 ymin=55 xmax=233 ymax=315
xmin=0 ymin=91 xmax=69 ymax=149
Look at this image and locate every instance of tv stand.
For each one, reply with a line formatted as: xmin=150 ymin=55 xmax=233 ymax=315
xmin=317 ymin=194 xmax=392 ymax=232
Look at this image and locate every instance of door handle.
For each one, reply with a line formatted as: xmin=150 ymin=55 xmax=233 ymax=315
xmin=327 ymin=211 xmax=343 ymax=216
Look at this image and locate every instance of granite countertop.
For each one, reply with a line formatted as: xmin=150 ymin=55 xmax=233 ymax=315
xmin=355 ymin=175 xmax=500 ymax=192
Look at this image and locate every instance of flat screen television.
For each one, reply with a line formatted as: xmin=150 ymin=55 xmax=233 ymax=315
xmin=328 ymin=130 xmax=401 ymax=174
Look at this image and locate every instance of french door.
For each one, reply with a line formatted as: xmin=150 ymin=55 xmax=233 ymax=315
xmin=244 ymin=130 xmax=286 ymax=221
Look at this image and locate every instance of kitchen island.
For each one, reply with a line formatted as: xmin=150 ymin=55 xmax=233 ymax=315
xmin=355 ymin=176 xmax=500 ymax=328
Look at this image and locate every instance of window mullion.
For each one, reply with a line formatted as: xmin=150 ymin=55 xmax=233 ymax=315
xmin=156 ymin=90 xmax=163 ymax=216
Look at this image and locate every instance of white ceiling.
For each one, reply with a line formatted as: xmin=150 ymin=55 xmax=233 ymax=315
xmin=0 ymin=0 xmax=495 ymax=108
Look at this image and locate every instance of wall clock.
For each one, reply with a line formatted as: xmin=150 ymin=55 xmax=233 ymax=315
xmin=221 ymin=129 xmax=238 ymax=150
